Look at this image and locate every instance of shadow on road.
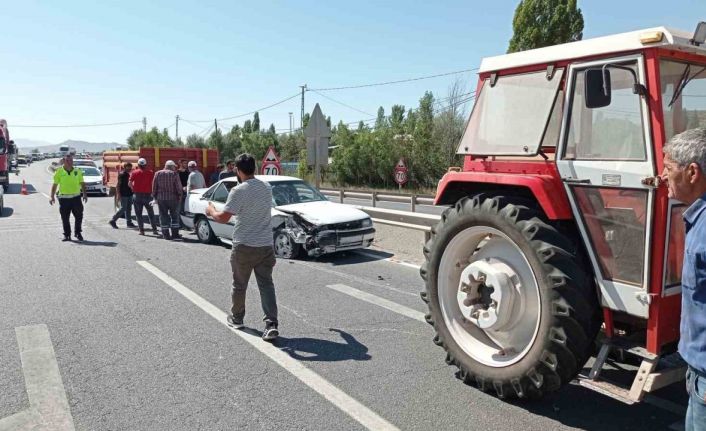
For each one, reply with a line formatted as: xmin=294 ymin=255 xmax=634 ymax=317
xmin=0 ymin=206 xmax=14 ymax=217
xmin=315 ymin=249 xmax=394 ymax=266
xmin=72 ymin=240 xmax=118 ymax=247
xmin=242 ymin=327 xmax=371 ymax=362
xmin=452 ymin=369 xmax=683 ymax=430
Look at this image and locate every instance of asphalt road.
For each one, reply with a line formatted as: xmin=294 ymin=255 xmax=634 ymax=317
xmin=0 ymin=159 xmax=687 ymax=430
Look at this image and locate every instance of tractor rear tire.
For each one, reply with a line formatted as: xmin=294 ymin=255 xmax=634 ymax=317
xmin=420 ymin=195 xmax=600 ymax=399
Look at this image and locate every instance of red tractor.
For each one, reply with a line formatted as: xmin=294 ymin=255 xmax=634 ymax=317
xmin=423 ymin=24 xmax=706 ymax=402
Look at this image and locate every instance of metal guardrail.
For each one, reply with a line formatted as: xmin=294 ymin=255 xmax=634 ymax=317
xmin=320 ymin=188 xmax=435 ymax=212
xmin=356 ymin=206 xmax=441 ymax=242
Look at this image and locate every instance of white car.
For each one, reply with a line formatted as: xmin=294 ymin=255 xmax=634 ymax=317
xmin=182 ymin=175 xmax=375 ymax=258
xmin=76 ymin=166 xmax=107 ymax=195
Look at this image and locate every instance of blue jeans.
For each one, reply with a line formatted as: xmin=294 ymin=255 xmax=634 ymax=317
xmin=687 ymin=367 xmax=706 ymax=431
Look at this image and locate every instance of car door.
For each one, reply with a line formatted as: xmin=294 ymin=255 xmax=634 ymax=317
xmin=208 ymin=183 xmax=233 ymax=239
xmin=555 ymin=54 xmax=656 ymax=318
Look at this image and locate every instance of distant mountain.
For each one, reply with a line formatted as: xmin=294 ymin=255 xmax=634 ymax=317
xmin=14 ymin=138 xmax=54 ymax=149
xmin=14 ymin=139 xmax=120 ymax=153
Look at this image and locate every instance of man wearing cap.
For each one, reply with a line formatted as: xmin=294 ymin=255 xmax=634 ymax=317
xmin=152 ymin=160 xmax=183 ymax=240
xmin=50 ymin=154 xmax=88 ymax=241
xmin=129 ymin=158 xmax=158 ymax=235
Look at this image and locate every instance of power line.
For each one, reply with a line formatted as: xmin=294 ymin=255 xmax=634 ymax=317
xmin=309 ymin=89 xmax=374 ymax=117
xmin=184 ymin=92 xmax=301 ymax=123
xmin=309 ymin=67 xmax=478 ymax=92
xmin=12 ymin=120 xmax=142 ymax=128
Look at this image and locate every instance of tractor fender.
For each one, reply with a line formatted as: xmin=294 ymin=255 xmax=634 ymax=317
xmin=434 ymin=171 xmax=573 ymax=220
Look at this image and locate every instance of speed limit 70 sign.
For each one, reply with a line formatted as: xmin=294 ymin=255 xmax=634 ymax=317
xmin=262 ymin=164 xmax=280 ymax=175
xmin=261 ymin=146 xmax=281 ymax=176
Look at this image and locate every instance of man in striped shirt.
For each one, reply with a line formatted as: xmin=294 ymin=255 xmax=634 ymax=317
xmin=206 ymin=153 xmax=279 ymax=341
xmin=152 ymin=160 xmax=183 ymax=240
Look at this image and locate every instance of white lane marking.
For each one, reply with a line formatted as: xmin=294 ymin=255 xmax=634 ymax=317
xmin=354 ymin=250 xmax=421 ymax=270
xmin=137 ymin=260 xmax=400 ymax=431
xmin=295 ymin=261 xmax=417 ymax=297
xmin=0 ymin=325 xmax=76 ymax=431
xmin=327 ymin=284 xmax=426 ymax=323
xmin=41 ymin=192 xmax=51 ymax=199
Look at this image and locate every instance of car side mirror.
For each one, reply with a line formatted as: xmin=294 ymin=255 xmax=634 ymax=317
xmin=585 ymin=68 xmax=612 ymax=109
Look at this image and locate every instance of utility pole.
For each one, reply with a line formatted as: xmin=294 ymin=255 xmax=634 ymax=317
xmin=175 ymin=115 xmax=180 ymax=143
xmin=142 ymin=117 xmax=147 ymax=132
xmin=299 ymin=84 xmax=307 ymax=129
xmin=288 ymin=112 xmax=293 ymax=134
xmin=214 ymin=119 xmax=218 ymax=133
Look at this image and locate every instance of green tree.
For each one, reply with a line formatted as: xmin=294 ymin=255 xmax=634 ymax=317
xmin=127 ymin=127 xmax=174 ymax=149
xmin=507 ymin=0 xmax=583 ymax=53
xmin=253 ymin=112 xmax=260 ymax=132
xmin=185 ymin=133 xmax=206 ymax=148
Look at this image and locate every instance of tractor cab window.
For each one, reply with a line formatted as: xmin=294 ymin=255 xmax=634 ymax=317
xmin=564 ymin=62 xmax=647 ymax=161
xmin=660 ymin=60 xmax=706 ymax=141
xmin=457 ymin=68 xmax=564 ymax=156
xmin=564 ymin=62 xmax=646 ymax=161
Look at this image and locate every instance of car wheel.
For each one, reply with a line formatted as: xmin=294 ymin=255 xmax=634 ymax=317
xmin=274 ymin=229 xmax=301 ymax=259
xmin=195 ymin=217 xmax=216 ymax=244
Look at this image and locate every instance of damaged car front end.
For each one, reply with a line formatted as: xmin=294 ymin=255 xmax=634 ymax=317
xmin=273 ymin=209 xmax=375 ymax=259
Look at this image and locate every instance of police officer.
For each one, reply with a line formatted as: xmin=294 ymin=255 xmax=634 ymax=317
xmin=50 ymin=154 xmax=87 ymax=241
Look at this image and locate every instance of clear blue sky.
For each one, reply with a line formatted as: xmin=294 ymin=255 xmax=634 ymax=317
xmin=4 ymin=0 xmax=704 ymax=145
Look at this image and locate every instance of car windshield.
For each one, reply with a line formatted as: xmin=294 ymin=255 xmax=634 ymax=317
xmin=74 ymin=160 xmax=95 ymax=166
xmin=270 ymin=180 xmax=327 ymax=206
xmin=79 ymin=167 xmax=101 ymax=176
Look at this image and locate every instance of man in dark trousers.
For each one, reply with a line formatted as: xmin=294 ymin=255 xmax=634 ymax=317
xmin=210 ymin=163 xmax=224 ymax=186
xmin=129 ymin=158 xmax=158 ymax=236
xmin=50 ymin=154 xmax=87 ymax=241
xmin=206 ymin=153 xmax=279 ymax=341
xmin=661 ymin=128 xmax=706 ymax=431
xmin=152 ymin=160 xmax=183 ymax=240
xmin=109 ymin=162 xmax=135 ymax=229
xmin=177 ymin=159 xmax=189 ymax=219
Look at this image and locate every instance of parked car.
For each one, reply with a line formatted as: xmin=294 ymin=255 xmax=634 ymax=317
xmin=74 ymin=159 xmax=98 ymax=168
xmin=76 ymin=166 xmax=107 ymax=195
xmin=16 ymin=155 xmax=28 ymax=166
xmin=182 ymin=175 xmax=375 ymax=258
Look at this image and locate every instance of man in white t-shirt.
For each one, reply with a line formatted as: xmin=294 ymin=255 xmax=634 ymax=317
xmin=206 ymin=153 xmax=279 ymax=341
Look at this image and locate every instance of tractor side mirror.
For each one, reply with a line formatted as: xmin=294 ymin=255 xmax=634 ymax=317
xmin=585 ymin=68 xmax=612 ymax=109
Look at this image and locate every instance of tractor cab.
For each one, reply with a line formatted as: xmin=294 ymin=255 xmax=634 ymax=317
xmin=427 ymin=24 xmax=706 ymax=403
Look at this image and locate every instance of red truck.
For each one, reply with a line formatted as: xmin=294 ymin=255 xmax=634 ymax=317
xmin=102 ymin=147 xmax=220 ymax=196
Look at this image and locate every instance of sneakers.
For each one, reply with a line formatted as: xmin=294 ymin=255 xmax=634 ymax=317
xmin=62 ymin=235 xmax=71 ymax=242
xmin=127 ymin=223 xmax=137 ymax=229
xmin=262 ymin=322 xmax=279 ymax=341
xmin=75 ymin=233 xmax=84 ymax=242
xmin=138 ymin=229 xmax=145 ymax=236
xmin=227 ymin=315 xmax=244 ymax=329
xmin=109 ymin=220 xmax=118 ymax=229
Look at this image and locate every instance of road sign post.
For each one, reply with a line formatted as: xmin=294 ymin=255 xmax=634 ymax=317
xmin=394 ymin=158 xmax=408 ymax=190
xmin=304 ymin=103 xmax=331 ymax=189
xmin=261 ymin=146 xmax=281 ymax=176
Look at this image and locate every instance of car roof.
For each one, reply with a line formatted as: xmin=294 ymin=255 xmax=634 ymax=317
xmin=219 ymin=175 xmax=301 ymax=183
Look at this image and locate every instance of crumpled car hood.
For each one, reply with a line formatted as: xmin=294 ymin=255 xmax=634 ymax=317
xmin=275 ymin=201 xmax=369 ymax=225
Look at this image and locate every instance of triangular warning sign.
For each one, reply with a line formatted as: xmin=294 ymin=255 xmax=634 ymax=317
xmin=263 ymin=146 xmax=279 ymax=163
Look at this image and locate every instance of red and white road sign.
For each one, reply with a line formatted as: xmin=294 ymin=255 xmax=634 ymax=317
xmin=393 ymin=158 xmax=408 ymax=186
xmin=261 ymin=146 xmax=281 ymax=176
